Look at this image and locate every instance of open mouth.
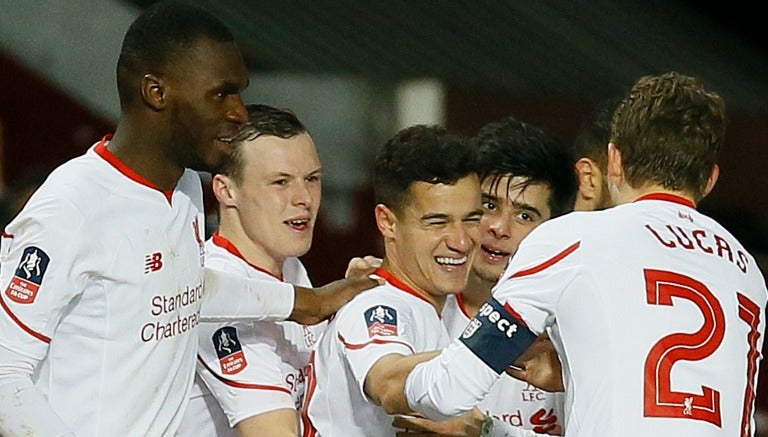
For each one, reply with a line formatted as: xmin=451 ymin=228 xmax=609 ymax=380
xmin=435 ymin=256 xmax=468 ymax=267
xmin=481 ymin=245 xmax=511 ymax=261
xmin=285 ymin=218 xmax=311 ymax=231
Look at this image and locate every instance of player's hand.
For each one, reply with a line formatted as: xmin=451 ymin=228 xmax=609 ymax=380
xmin=393 ymin=408 xmax=486 ymax=436
xmin=506 ymin=333 xmax=564 ymax=392
xmin=345 ymin=255 xmax=382 ymax=278
xmin=289 ymin=275 xmax=383 ymax=325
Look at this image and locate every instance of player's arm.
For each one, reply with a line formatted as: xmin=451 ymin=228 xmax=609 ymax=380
xmin=405 ymin=297 xmax=540 ymax=420
xmin=0 ymin=200 xmax=85 ymax=436
xmin=234 ymin=408 xmax=298 ymax=437
xmin=363 ymin=351 xmax=441 ymax=415
xmin=393 ymin=408 xmax=551 ymax=437
xmin=201 ymin=268 xmax=381 ymax=325
xmin=0 ymin=345 xmax=75 ymax=436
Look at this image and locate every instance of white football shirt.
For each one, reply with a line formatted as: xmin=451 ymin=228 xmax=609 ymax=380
xmin=0 ymin=137 xmax=295 ymax=436
xmin=443 ymin=294 xmax=564 ymax=435
xmin=179 ymin=232 xmax=324 ymax=435
xmin=302 ymin=268 xmax=450 ymax=436
xmin=408 ymin=193 xmax=768 ymax=436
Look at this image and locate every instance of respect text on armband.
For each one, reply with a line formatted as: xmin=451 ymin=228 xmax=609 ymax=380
xmin=458 ymin=298 xmax=537 ymax=373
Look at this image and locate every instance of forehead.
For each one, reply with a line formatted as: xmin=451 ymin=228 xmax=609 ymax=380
xmin=482 ymin=175 xmax=552 ymax=204
xmin=403 ymin=175 xmax=481 ymax=218
xmin=240 ymin=133 xmax=319 ymax=171
xmin=167 ymin=37 xmax=248 ymax=84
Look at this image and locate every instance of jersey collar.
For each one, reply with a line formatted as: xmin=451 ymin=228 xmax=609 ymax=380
xmin=211 ymin=231 xmax=284 ymax=281
xmin=634 ymin=192 xmax=695 ymax=209
xmin=94 ymin=134 xmax=175 ymax=204
xmin=373 ymin=267 xmax=440 ymax=313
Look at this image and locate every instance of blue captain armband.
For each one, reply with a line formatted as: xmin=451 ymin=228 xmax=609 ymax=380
xmin=458 ymin=298 xmax=538 ymax=374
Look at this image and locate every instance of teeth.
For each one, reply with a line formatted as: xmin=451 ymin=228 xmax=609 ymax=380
xmin=484 ymin=247 xmax=508 ymax=256
xmin=436 ymin=256 xmax=467 ymax=266
xmin=287 ymin=220 xmax=308 ymax=226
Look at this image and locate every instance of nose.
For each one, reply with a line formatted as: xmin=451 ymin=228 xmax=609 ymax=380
xmin=291 ymin=181 xmax=313 ymax=208
xmin=446 ymin=222 xmax=477 ymax=254
xmin=226 ymin=94 xmax=249 ymax=124
xmin=487 ymin=213 xmax=512 ymax=240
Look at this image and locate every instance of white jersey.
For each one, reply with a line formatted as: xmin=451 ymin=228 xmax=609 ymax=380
xmin=0 ymin=137 xmax=295 ymax=437
xmin=408 ymin=193 xmax=768 ymax=436
xmin=303 ymin=268 xmax=450 ymax=436
xmin=443 ymin=294 xmax=564 ymax=435
xmin=0 ymin=138 xmax=206 ymax=436
xmin=179 ymin=233 xmax=324 ymax=435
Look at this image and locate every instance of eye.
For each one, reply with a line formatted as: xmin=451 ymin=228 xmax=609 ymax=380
xmin=516 ymin=211 xmax=535 ymax=222
xmin=464 ymin=216 xmax=482 ymax=227
xmin=306 ymin=175 xmax=321 ymax=183
xmin=273 ymin=179 xmax=288 ymax=186
xmin=482 ymin=199 xmax=497 ymax=212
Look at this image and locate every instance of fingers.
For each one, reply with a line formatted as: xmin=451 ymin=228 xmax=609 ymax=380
xmin=344 ymin=256 xmax=383 ymax=278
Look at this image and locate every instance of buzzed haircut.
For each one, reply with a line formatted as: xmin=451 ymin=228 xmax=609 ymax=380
xmin=611 ymin=71 xmax=726 ymax=200
xmin=474 ymin=117 xmax=576 ymax=218
xmin=116 ymin=1 xmax=234 ymax=107
xmin=374 ymin=125 xmax=476 ymax=215
xmin=221 ymin=103 xmax=308 ymax=183
xmin=573 ymin=97 xmax=622 ymax=169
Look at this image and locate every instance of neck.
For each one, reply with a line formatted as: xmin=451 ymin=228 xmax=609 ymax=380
xmin=379 ymin=259 xmax=447 ymax=313
xmin=108 ymin=121 xmax=184 ymax=191
xmin=461 ymin=272 xmax=493 ymax=316
xmin=614 ymin=183 xmax=698 ymax=207
xmin=217 ymin=219 xmax=283 ymax=278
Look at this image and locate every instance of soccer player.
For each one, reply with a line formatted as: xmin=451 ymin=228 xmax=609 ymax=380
xmin=0 ymin=3 xmax=374 ymax=436
xmin=178 ymin=104 xmax=326 ymax=436
xmin=405 ymin=72 xmax=768 ymax=436
xmin=572 ymin=97 xmax=621 ymax=212
xmin=443 ymin=117 xmax=574 ymax=435
xmin=301 ymin=125 xmax=485 ymax=436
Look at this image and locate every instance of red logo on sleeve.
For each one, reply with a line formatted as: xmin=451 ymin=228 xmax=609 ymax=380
xmin=364 ymin=305 xmax=398 ymax=337
xmin=213 ymin=327 xmax=248 ymax=375
xmin=5 ymin=246 xmax=50 ymax=304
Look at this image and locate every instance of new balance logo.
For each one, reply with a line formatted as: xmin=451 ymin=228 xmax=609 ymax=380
xmin=144 ymin=252 xmax=163 ymax=273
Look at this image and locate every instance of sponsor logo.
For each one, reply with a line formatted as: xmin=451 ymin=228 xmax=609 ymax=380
xmin=5 ymin=246 xmax=49 ymax=304
xmin=144 ymin=252 xmax=163 ymax=274
xmin=462 ymin=301 xmax=519 ymax=340
xmin=365 ymin=305 xmax=398 ymax=337
xmin=459 ymin=298 xmax=537 ymax=373
xmin=213 ymin=327 xmax=247 ymax=375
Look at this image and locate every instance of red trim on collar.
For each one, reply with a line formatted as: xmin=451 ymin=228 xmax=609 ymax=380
xmin=211 ymin=231 xmax=283 ymax=281
xmin=373 ymin=268 xmax=436 ymax=309
xmin=634 ymin=192 xmax=695 ymax=209
xmin=94 ymin=135 xmax=175 ymax=204
xmin=455 ymin=293 xmax=473 ymax=319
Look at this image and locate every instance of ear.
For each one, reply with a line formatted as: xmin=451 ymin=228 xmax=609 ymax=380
xmin=211 ymin=174 xmax=237 ymax=207
xmin=606 ymin=142 xmax=623 ymax=181
xmin=574 ymin=157 xmax=598 ymax=200
xmin=140 ymin=74 xmax=166 ymax=111
xmin=374 ymin=204 xmax=397 ymax=240
xmin=702 ymin=164 xmax=720 ymax=198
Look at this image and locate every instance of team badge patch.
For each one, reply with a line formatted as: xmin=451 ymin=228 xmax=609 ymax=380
xmin=4 ymin=246 xmax=50 ymax=304
xmin=213 ymin=327 xmax=248 ymax=375
xmin=364 ymin=305 xmax=398 ymax=337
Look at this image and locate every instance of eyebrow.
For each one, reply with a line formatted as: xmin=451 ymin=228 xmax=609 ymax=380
xmin=483 ymin=193 xmax=543 ymax=219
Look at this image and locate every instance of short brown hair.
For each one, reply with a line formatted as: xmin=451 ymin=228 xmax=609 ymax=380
xmin=611 ymin=72 xmax=726 ymax=200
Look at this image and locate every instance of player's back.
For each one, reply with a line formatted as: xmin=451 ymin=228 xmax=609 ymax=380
xmin=548 ymin=195 xmax=766 ymax=435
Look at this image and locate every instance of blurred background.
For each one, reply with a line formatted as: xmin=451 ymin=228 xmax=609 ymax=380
xmin=0 ymin=0 xmax=767 ymax=430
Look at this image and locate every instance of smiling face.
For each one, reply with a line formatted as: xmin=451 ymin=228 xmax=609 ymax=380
xmin=164 ymin=37 xmax=250 ymax=173
xmin=220 ymin=132 xmax=322 ymax=269
xmin=473 ymin=175 xmax=553 ymax=283
xmin=379 ymin=175 xmax=483 ymax=301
